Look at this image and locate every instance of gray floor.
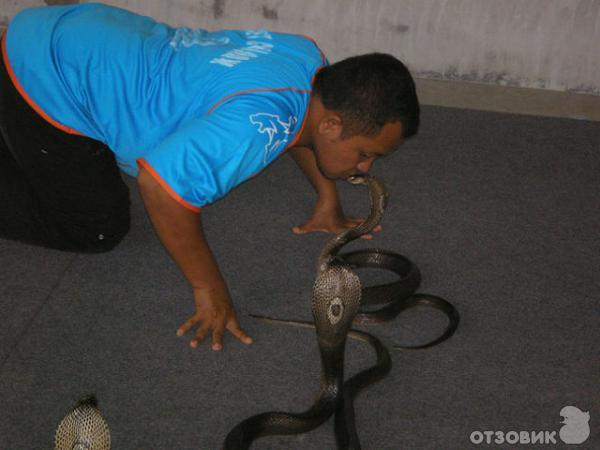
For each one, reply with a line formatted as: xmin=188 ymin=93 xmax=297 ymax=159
xmin=1 ymin=105 xmax=598 ymax=449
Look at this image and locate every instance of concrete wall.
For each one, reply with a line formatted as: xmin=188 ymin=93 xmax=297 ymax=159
xmin=1 ymin=0 xmax=599 ymax=95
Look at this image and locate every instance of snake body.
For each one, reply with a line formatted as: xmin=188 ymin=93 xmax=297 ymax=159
xmin=223 ymin=175 xmax=459 ymax=449
xmin=223 ymin=262 xmax=361 ymax=449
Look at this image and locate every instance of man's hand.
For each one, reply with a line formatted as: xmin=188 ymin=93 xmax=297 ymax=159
xmin=292 ymin=203 xmax=382 ymax=240
xmin=176 ymin=281 xmax=253 ymax=351
xmin=288 ymin=147 xmax=382 ymax=240
xmin=137 ymin=164 xmax=252 ymax=352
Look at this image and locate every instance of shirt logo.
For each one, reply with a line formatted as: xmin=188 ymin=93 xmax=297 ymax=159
xmin=170 ymin=28 xmax=230 ymax=50
xmin=210 ymin=30 xmax=274 ymax=68
xmin=250 ymin=113 xmax=298 ymax=163
xmin=210 ymin=41 xmax=273 ymax=68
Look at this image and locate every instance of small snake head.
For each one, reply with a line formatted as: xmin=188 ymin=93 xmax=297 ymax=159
xmin=348 ymin=174 xmax=388 ymax=213
xmin=346 ymin=174 xmax=368 ymax=185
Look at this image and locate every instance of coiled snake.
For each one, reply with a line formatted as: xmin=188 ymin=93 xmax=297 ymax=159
xmin=223 ymin=174 xmax=459 ymax=449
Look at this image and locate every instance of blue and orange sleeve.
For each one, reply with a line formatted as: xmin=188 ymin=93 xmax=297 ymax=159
xmin=139 ymin=91 xmax=310 ymax=211
xmin=137 ymin=158 xmax=202 ymax=213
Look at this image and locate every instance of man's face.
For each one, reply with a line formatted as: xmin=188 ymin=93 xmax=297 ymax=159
xmin=313 ymin=121 xmax=404 ymax=180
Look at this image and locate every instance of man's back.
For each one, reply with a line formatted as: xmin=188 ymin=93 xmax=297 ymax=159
xmin=4 ymin=3 xmax=326 ymax=177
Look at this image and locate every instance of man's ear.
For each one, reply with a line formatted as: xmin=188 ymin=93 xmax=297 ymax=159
xmin=317 ymin=112 xmax=343 ymax=140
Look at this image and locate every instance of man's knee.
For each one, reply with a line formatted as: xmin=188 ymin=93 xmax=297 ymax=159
xmin=78 ymin=220 xmax=130 ymax=253
xmin=58 ymin=207 xmax=131 ymax=253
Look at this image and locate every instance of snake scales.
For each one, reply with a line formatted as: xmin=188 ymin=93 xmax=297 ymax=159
xmin=223 ymin=174 xmax=459 ymax=449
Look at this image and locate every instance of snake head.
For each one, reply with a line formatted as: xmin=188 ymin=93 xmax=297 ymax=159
xmin=347 ymin=174 xmax=388 ymax=214
xmin=346 ymin=174 xmax=368 ymax=185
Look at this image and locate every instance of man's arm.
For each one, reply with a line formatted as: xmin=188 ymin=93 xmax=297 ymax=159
xmin=288 ymin=146 xmax=380 ymax=238
xmin=137 ymin=166 xmax=252 ymax=350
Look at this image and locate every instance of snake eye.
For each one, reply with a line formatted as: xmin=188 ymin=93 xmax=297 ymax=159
xmin=327 ymin=297 xmax=344 ymax=325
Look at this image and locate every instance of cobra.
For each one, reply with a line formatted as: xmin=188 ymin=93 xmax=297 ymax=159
xmin=223 ymin=174 xmax=460 ymax=449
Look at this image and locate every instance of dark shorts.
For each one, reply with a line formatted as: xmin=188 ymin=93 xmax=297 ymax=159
xmin=0 ymin=54 xmax=130 ymax=253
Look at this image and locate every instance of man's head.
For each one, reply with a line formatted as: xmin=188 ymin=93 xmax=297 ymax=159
xmin=306 ymin=53 xmax=420 ymax=179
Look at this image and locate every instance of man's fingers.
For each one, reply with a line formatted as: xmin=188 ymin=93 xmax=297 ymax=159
xmin=179 ymin=314 xmax=250 ymax=350
xmin=293 ymin=220 xmax=382 ymax=238
xmin=190 ymin=323 xmax=211 ymax=348
xmin=177 ymin=316 xmax=200 ymax=337
xmin=350 ymin=220 xmax=382 ymax=239
xmin=292 ymin=225 xmax=309 ymax=235
xmin=227 ymin=321 xmax=253 ymax=345
xmin=212 ymin=328 xmax=224 ymax=351
xmin=292 ymin=224 xmax=327 ymax=235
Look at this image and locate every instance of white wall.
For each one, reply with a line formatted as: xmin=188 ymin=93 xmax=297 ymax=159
xmin=2 ymin=0 xmax=599 ymax=95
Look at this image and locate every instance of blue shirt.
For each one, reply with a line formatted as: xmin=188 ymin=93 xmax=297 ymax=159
xmin=4 ymin=3 xmax=327 ymax=211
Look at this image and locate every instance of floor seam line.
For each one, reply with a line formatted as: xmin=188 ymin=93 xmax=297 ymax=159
xmin=0 ymin=253 xmax=78 ymax=374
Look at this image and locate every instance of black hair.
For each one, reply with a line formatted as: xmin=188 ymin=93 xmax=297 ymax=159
xmin=313 ymin=53 xmax=420 ymax=139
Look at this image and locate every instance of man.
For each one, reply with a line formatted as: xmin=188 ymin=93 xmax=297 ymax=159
xmin=0 ymin=3 xmax=419 ymax=351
